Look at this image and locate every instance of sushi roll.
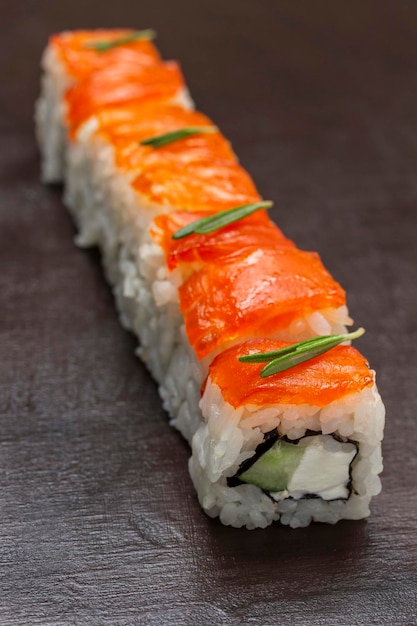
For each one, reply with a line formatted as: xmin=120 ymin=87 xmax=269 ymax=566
xmin=191 ymin=339 xmax=384 ymax=528
xmin=149 ymin=208 xmax=352 ymax=425
xmin=36 ymin=29 xmax=385 ymax=529
xmin=35 ymin=29 xmax=191 ymax=183
xmin=64 ymin=102 xmax=234 ymax=249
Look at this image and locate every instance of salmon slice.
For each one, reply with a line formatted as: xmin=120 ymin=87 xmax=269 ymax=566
xmin=65 ymin=60 xmax=186 ymax=137
xmin=50 ymin=29 xmax=160 ymax=80
xmin=207 ymin=339 xmax=373 ymax=408
xmin=132 ymin=158 xmax=260 ymax=211
xmin=115 ymin=131 xmax=236 ymax=172
xmin=151 ymin=210 xmax=295 ymax=270
xmin=92 ymin=103 xmax=236 ymax=170
xmin=179 ymin=247 xmax=346 ymax=359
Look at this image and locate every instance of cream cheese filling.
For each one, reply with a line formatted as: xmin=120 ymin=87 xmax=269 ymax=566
xmin=271 ymin=435 xmax=357 ymax=501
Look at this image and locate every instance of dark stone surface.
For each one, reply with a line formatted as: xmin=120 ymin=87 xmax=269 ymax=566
xmin=1 ymin=1 xmax=416 ymax=624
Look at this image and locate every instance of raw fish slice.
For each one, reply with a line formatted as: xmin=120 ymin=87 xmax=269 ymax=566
xmin=180 ymin=246 xmax=346 ymax=359
xmin=207 ymin=339 xmax=373 ymax=409
xmin=92 ymin=103 xmax=236 ymax=171
xmin=151 ymin=210 xmax=295 ymax=270
xmin=66 ymin=60 xmax=187 ymax=137
xmin=132 ymin=159 xmax=260 ymax=211
xmin=51 ymin=29 xmax=160 ymax=80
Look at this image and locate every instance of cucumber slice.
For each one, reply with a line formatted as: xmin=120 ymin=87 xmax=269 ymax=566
xmin=239 ymin=439 xmax=306 ymax=493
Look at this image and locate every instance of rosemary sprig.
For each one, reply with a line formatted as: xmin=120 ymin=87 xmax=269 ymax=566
xmin=238 ymin=328 xmax=365 ymax=377
xmin=172 ymin=201 xmax=273 ymax=239
xmin=84 ymin=29 xmax=156 ymax=53
xmin=140 ymin=126 xmax=218 ymax=149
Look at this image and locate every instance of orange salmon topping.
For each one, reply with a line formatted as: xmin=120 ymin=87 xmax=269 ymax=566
xmin=132 ymin=159 xmax=260 ymax=210
xmin=92 ymin=103 xmax=236 ymax=171
xmin=65 ymin=60 xmax=185 ymax=137
xmin=179 ymin=247 xmax=346 ymax=359
xmin=115 ymin=131 xmax=235 ymax=173
xmin=208 ymin=340 xmax=374 ymax=408
xmin=50 ymin=30 xmax=160 ymax=80
xmin=151 ymin=210 xmax=295 ymax=270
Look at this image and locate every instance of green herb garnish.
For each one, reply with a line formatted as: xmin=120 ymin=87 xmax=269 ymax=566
xmin=84 ymin=29 xmax=156 ymax=53
xmin=238 ymin=328 xmax=365 ymax=377
xmin=140 ymin=126 xmax=218 ymax=149
xmin=172 ymin=201 xmax=273 ymax=239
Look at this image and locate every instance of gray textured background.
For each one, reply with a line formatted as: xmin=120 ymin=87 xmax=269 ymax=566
xmin=1 ymin=1 xmax=416 ymax=624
